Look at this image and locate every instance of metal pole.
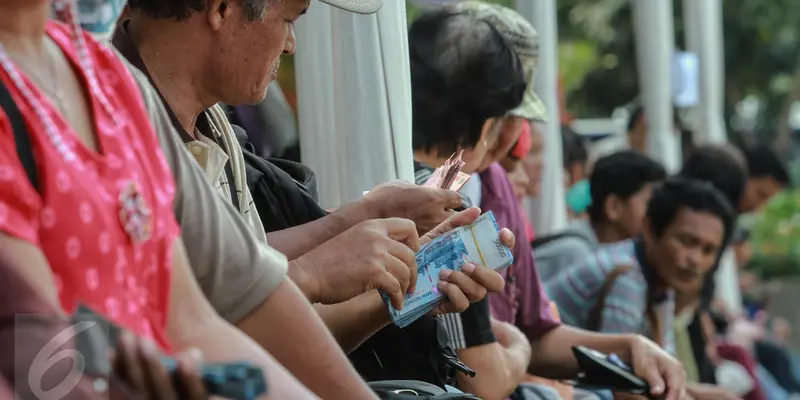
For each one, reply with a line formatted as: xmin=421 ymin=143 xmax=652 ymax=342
xmin=517 ymin=0 xmax=567 ymax=235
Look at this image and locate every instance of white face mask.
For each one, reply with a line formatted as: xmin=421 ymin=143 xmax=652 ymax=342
xmin=72 ymin=0 xmax=127 ymax=37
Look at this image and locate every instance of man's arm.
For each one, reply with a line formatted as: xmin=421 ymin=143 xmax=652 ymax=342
xmin=313 ymin=293 xmax=390 ymax=353
xmin=266 ymin=202 xmax=369 ymax=261
xmin=528 ymin=325 xmax=638 ymax=379
xmin=124 ymin=58 xmax=378 ymax=400
xmin=268 ymin=182 xmax=462 ymax=261
xmin=456 ymin=319 xmax=531 ymax=400
xmin=166 ymin=240 xmax=319 ymax=399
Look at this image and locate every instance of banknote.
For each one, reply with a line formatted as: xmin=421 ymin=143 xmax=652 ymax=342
xmin=382 ymin=211 xmax=513 ymax=328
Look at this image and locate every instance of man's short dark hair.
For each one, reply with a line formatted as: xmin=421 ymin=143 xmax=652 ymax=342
xmin=128 ymin=0 xmax=269 ymax=21
xmin=561 ymin=124 xmax=587 ymax=169
xmin=742 ymin=144 xmax=791 ymax=186
xmin=680 ymin=145 xmax=747 ymax=211
xmin=409 ymin=9 xmax=526 ymax=157
xmin=625 ymin=102 xmax=683 ymax=133
xmin=647 ymin=177 xmax=736 ymax=242
xmin=587 ymin=150 xmax=667 ymax=223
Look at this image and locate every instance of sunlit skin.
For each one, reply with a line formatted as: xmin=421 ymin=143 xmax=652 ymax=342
xmin=739 ymin=176 xmax=783 ymax=213
xmin=522 ymin=123 xmax=544 ymax=197
xmin=643 ymin=208 xmax=725 ymax=293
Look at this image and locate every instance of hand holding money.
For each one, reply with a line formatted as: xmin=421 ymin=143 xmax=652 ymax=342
xmin=423 ymin=207 xmax=510 ymax=316
xmin=362 ymin=181 xmax=461 ymax=235
xmin=380 ymin=210 xmax=512 ymax=327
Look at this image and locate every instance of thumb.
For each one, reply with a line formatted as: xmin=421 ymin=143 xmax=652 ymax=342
xmin=381 ymin=218 xmax=421 ymax=252
xmin=444 ymin=207 xmax=481 ymax=229
xmin=638 ymin=360 xmax=666 ymax=396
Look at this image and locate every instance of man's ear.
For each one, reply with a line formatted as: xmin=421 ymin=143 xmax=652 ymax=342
xmin=604 ymin=194 xmax=624 ymax=223
xmin=207 ymin=0 xmax=234 ymax=32
xmin=641 ymin=216 xmax=655 ymax=241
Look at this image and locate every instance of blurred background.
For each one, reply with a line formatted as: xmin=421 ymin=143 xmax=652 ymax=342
xmin=273 ymin=0 xmax=800 ymax=346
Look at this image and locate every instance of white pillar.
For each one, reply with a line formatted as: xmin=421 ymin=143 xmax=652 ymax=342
xmin=294 ymin=1 xmax=414 ymax=209
xmin=516 ymin=0 xmax=567 ymax=235
xmin=632 ymin=0 xmax=682 ymax=173
xmin=684 ymin=0 xmax=741 ymax=314
xmin=683 ymin=0 xmax=727 ymax=144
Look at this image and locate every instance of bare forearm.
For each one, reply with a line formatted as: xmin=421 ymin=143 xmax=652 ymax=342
xmin=267 ymin=203 xmax=370 ymax=260
xmin=171 ymin=317 xmax=318 ymax=400
xmin=529 ymin=325 xmax=635 ymax=379
xmin=236 ymin=280 xmax=377 ymax=400
xmin=457 ymin=342 xmax=530 ymax=400
xmin=314 ymin=292 xmax=390 ymax=353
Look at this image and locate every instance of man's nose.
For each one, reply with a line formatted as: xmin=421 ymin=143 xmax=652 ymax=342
xmin=283 ymin=25 xmax=297 ymax=55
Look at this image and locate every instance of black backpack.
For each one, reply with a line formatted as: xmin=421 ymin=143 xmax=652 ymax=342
xmin=228 ymin=125 xmax=327 ymax=230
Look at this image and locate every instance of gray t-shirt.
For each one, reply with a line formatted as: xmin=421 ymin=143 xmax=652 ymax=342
xmin=533 ymin=219 xmax=599 ymax=283
xmin=122 ymin=55 xmax=288 ymax=324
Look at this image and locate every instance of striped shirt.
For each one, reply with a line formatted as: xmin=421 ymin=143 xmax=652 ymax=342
xmin=544 ymin=239 xmax=675 ymax=352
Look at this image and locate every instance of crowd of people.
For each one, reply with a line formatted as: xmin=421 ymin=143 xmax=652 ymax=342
xmin=0 ymin=0 xmax=794 ymax=399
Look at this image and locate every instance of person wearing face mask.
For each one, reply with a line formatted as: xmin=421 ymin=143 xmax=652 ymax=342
xmin=545 ymin=178 xmax=739 ymax=400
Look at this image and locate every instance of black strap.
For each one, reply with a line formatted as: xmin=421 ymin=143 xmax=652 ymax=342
xmin=0 ymin=80 xmax=39 ymax=192
xmin=220 ymin=152 xmax=238 ymax=208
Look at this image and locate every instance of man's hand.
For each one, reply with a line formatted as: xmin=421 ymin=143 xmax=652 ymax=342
xmin=491 ymin=319 xmax=528 ymax=350
xmin=625 ymin=335 xmax=686 ymax=400
xmin=114 ymin=332 xmax=207 ymax=399
xmin=422 ymin=207 xmax=506 ymax=315
xmin=362 ymin=181 xmax=462 ymax=235
xmin=291 ymin=218 xmax=420 ymax=310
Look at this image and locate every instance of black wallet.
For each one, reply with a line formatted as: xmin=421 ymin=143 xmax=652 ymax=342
xmin=571 ymin=346 xmax=660 ymax=398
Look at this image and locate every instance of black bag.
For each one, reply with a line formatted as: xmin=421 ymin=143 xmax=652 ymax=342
xmin=369 ymin=381 xmax=480 ymax=399
xmin=229 ymin=125 xmax=327 ymax=231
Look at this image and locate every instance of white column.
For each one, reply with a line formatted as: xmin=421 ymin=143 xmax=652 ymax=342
xmin=683 ymin=0 xmax=727 ymax=144
xmin=684 ymin=0 xmax=741 ymax=314
xmin=294 ymin=1 xmax=414 ymax=209
xmin=632 ymin=0 xmax=682 ymax=173
xmin=516 ymin=0 xmax=567 ymax=235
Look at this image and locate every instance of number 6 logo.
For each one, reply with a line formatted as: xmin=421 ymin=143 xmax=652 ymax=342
xmin=28 ymin=321 xmax=96 ymax=399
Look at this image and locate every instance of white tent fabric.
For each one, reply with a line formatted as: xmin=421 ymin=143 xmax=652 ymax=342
xmin=294 ymin=1 xmax=414 ymax=209
xmin=632 ymin=0 xmax=682 ymax=173
xmin=516 ymin=0 xmax=567 ymax=235
xmin=683 ymin=0 xmax=742 ymax=314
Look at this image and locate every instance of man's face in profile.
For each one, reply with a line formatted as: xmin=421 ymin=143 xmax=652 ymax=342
xmin=739 ymin=176 xmax=783 ymax=213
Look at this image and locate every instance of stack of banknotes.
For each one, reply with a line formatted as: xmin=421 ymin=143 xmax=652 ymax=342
xmin=381 ymin=211 xmax=514 ymax=328
xmin=423 ymin=152 xmax=472 ymax=192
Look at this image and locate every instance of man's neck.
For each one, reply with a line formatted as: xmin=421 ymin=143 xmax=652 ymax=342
xmin=127 ymin=17 xmax=211 ymax=135
xmin=590 ymin=220 xmax=626 ymax=244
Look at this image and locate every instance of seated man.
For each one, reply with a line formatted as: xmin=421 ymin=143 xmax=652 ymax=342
xmin=403 ymin=9 xmax=531 ymax=398
xmin=116 ymin=0 xmax=504 ymax=397
xmin=534 ymin=150 xmax=666 ymax=282
xmin=438 ymin=3 xmax=688 ymax=400
xmin=545 ymin=178 xmax=737 ymax=400
xmin=739 ymin=144 xmax=792 ymax=212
